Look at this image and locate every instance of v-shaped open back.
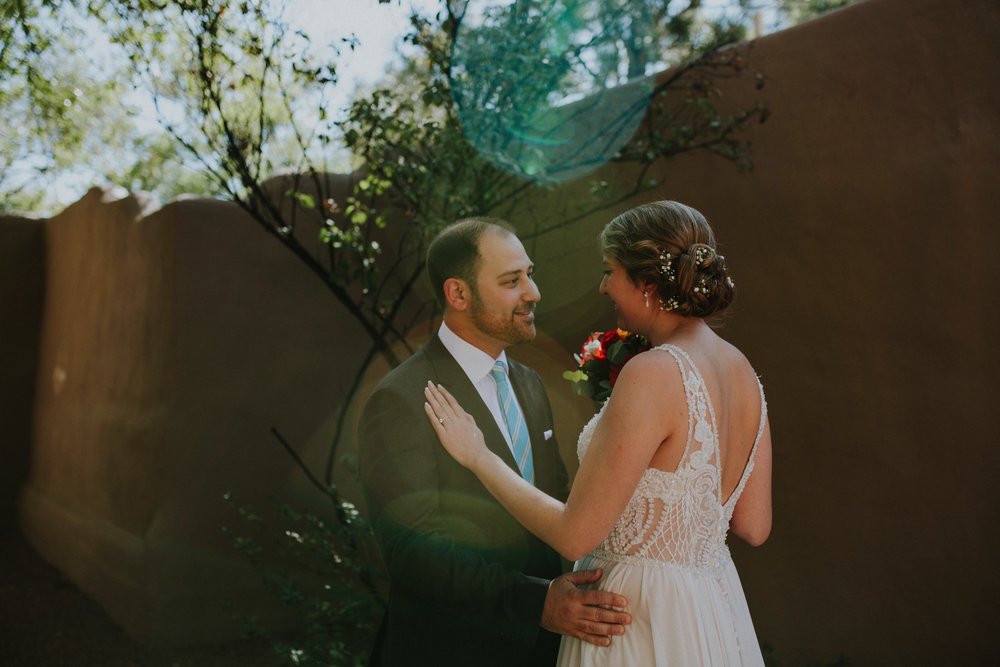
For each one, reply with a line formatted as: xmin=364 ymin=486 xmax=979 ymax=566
xmin=655 ymin=344 xmax=768 ymax=509
xmin=575 ymin=343 xmax=767 ymax=571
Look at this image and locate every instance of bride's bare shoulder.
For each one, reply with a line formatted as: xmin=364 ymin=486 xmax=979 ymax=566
xmin=612 ymin=347 xmax=685 ymax=394
xmin=679 ymin=335 xmax=761 ymax=401
xmin=720 ymin=337 xmax=758 ymax=376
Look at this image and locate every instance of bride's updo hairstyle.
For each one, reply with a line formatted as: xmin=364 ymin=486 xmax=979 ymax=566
xmin=601 ymin=200 xmax=736 ymax=318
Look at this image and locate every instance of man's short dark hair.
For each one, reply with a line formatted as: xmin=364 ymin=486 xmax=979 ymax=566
xmin=426 ymin=217 xmax=516 ymax=306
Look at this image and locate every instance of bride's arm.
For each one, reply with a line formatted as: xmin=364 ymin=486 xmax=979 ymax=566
xmin=730 ymin=418 xmax=772 ymax=546
xmin=424 ymin=354 xmax=680 ymax=561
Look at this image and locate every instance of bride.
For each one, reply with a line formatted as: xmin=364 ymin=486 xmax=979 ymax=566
xmin=423 ymin=200 xmax=772 ymax=666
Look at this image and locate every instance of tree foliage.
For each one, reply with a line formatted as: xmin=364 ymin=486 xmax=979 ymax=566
xmin=775 ymin=0 xmax=857 ymax=24
xmin=224 ymin=492 xmax=383 ymax=667
xmin=0 ymin=0 xmax=224 ymax=213
xmin=342 ymin=0 xmax=770 ymax=244
xmin=1 ymin=0 xmax=860 ymax=214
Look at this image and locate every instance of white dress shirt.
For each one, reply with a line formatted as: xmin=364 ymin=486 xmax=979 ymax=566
xmin=438 ymin=321 xmax=531 ymax=457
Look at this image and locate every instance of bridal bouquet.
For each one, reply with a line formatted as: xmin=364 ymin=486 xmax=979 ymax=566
xmin=563 ymin=329 xmax=650 ymax=403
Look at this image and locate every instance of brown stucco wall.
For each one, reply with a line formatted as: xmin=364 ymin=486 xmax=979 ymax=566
xmin=18 ymin=187 xmax=363 ymax=644
xmin=0 ymin=217 xmax=45 ymax=533
xmin=525 ymin=0 xmax=1000 ymax=663
xmin=6 ymin=0 xmax=998 ymax=661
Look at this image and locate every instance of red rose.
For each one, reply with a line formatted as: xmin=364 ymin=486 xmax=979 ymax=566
xmin=599 ymin=329 xmax=620 ymax=351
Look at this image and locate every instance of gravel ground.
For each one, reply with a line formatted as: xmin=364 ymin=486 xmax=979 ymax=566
xmin=0 ymin=531 xmax=276 ymax=667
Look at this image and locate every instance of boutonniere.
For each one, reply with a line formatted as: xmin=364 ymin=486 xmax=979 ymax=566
xmin=563 ymin=328 xmax=650 ymax=403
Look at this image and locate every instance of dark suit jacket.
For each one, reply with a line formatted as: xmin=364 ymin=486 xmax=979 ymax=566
xmin=359 ymin=334 xmax=569 ymax=667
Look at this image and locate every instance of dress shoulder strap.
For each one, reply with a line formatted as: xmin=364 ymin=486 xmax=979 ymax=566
xmin=649 ymin=344 xmax=720 ymax=473
xmin=724 ymin=375 xmax=768 ymax=511
xmin=753 ymin=377 xmax=768 ymax=450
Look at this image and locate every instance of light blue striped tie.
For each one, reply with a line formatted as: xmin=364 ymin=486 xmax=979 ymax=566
xmin=490 ymin=360 xmax=535 ymax=485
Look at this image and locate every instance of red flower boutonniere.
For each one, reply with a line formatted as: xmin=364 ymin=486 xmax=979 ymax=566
xmin=563 ymin=328 xmax=651 ymax=403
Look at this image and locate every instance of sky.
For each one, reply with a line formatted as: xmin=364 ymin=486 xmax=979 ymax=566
xmin=284 ymin=0 xmax=438 ymax=106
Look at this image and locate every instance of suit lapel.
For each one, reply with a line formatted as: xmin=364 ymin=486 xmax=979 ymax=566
xmin=424 ymin=336 xmax=522 ymax=475
xmin=507 ymin=363 xmax=541 ymax=448
xmin=507 ymin=361 xmax=554 ymax=493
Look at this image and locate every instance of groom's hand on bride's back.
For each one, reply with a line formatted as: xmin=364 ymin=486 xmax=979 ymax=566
xmin=541 ymin=568 xmax=631 ymax=647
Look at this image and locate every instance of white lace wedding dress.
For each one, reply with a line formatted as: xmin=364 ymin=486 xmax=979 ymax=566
xmin=556 ymin=344 xmax=767 ymax=666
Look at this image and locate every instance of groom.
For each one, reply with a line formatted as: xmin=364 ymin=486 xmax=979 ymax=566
xmin=359 ymin=218 xmax=630 ymax=666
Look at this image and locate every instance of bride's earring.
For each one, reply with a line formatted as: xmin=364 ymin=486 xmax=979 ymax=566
xmin=643 ymin=289 xmax=650 ymax=309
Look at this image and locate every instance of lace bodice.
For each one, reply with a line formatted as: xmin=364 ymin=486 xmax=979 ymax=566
xmin=576 ymin=344 xmax=767 ymax=573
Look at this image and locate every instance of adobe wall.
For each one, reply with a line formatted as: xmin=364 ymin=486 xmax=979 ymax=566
xmin=0 ymin=217 xmax=45 ymax=533
xmin=525 ymin=0 xmax=1000 ymax=663
xmin=18 ymin=186 xmax=366 ymax=644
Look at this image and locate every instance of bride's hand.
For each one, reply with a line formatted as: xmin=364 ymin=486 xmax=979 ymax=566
xmin=424 ymin=382 xmax=488 ymax=470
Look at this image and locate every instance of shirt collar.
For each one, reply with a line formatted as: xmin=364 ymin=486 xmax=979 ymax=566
xmin=438 ymin=320 xmax=508 ymax=384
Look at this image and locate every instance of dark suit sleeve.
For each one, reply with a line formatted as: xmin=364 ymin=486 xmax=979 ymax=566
xmin=359 ymin=382 xmax=549 ymax=645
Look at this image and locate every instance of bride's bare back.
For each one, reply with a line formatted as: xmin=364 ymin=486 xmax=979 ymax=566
xmin=646 ymin=329 xmax=766 ymax=504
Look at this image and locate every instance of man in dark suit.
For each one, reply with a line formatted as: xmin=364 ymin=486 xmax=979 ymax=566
xmin=359 ymin=218 xmax=630 ymax=666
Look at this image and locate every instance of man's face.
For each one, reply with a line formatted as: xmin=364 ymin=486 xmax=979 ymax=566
xmin=468 ymin=230 xmax=540 ymax=347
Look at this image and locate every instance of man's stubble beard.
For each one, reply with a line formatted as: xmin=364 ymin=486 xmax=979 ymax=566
xmin=468 ymin=288 xmax=536 ymax=346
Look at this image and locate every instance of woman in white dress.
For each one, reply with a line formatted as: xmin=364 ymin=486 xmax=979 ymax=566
xmin=423 ymin=200 xmax=772 ymax=666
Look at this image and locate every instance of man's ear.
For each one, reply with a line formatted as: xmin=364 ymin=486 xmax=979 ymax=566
xmin=443 ymin=278 xmax=471 ymax=311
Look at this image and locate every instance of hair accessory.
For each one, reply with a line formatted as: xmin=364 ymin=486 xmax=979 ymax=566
xmin=726 ymin=276 xmax=735 ymax=288
xmin=693 ymin=276 xmax=711 ymax=296
xmin=657 ymin=250 xmax=677 ymax=283
xmin=688 ymin=243 xmax=717 ymax=268
xmin=659 ymin=297 xmax=680 ymax=312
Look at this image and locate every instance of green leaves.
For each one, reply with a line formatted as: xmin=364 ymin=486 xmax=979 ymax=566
xmin=606 ymin=339 xmax=630 ymax=366
xmin=562 ymin=369 xmax=593 ymax=399
xmin=224 ymin=493 xmax=383 ymax=666
xmin=287 ymin=190 xmax=316 ymax=209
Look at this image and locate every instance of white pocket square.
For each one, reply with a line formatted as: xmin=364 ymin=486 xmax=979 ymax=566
xmin=543 ymin=429 xmax=553 ymax=440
